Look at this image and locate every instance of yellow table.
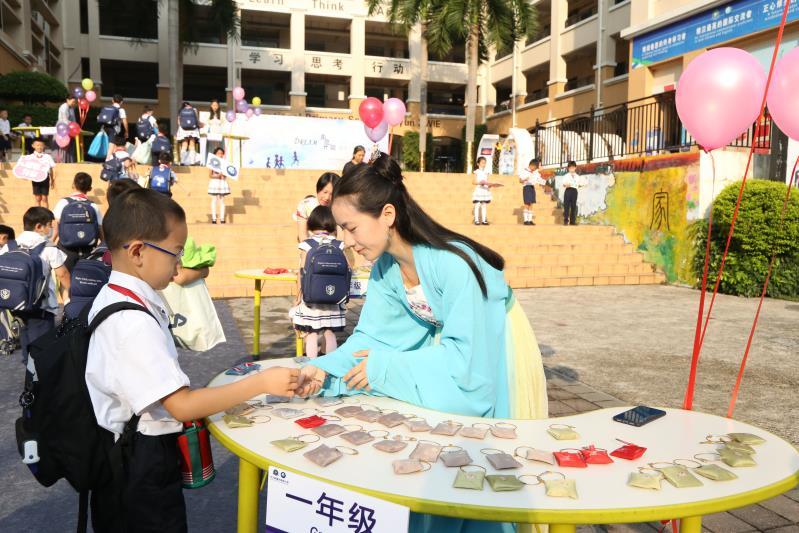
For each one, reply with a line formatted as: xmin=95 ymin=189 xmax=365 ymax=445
xmin=223 ymin=134 xmax=250 ymax=168
xmin=207 ymin=358 xmax=799 ymax=533
xmin=11 ymin=126 xmax=91 ymax=162
xmin=234 ymin=269 xmax=298 ymax=359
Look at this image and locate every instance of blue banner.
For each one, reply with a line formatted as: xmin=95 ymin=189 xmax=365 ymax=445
xmin=632 ymin=0 xmax=799 ymax=69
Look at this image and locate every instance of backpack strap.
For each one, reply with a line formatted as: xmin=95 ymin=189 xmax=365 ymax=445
xmin=6 ymin=240 xmax=18 ymax=252
xmin=29 ymin=241 xmax=48 ymax=259
xmin=88 ymin=301 xmax=156 ymax=333
xmin=304 ymin=238 xmax=320 ymax=250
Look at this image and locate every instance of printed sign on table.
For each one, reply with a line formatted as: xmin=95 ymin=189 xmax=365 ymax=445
xmin=265 ymin=466 xmax=409 ymax=533
xmin=13 ymin=154 xmax=51 ymax=182
xmin=205 ymin=154 xmax=239 ymax=180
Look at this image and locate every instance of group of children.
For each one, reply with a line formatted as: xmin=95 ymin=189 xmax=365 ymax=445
xmin=473 ymin=157 xmax=586 ymax=226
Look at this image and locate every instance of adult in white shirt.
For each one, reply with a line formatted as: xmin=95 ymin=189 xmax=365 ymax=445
xmin=293 ymin=172 xmax=336 ymax=242
xmin=0 ymin=207 xmax=69 ymax=362
xmin=52 ymin=171 xmax=104 ymax=270
xmin=0 ymin=108 xmax=11 ymax=162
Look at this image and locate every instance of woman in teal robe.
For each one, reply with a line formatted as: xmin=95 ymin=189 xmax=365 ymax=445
xmin=299 ymin=154 xmax=548 ymax=533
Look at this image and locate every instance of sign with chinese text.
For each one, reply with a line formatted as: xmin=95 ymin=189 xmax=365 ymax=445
xmin=13 ymin=154 xmax=52 ymax=182
xmin=632 ymin=0 xmax=799 ymax=69
xmin=265 ymin=466 xmax=409 ymax=533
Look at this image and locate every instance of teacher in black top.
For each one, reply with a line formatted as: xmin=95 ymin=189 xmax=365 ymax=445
xmin=342 ymin=145 xmax=366 ymax=175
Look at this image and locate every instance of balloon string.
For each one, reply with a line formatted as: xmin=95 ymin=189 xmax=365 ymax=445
xmin=727 ymin=155 xmax=798 ymax=418
xmin=684 ymin=0 xmax=792 ymax=410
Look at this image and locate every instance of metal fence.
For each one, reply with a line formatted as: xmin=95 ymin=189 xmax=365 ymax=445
xmin=530 ymin=92 xmax=773 ymax=168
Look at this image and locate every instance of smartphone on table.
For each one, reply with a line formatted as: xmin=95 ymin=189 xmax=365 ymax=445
xmin=613 ymin=406 xmax=667 ymax=427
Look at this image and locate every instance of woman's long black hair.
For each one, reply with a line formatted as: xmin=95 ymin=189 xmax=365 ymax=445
xmin=335 ymin=153 xmax=504 ymax=297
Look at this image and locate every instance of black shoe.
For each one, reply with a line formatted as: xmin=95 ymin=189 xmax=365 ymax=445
xmin=474 ymin=221 xmax=481 ymax=225
xmin=530 ymin=221 xmax=536 ymax=226
xmin=563 ymin=220 xmax=569 ymax=226
xmin=221 ymin=220 xmax=226 ymax=224
xmin=482 ymin=221 xmax=489 ymax=225
xmin=212 ymin=219 xmax=218 ymax=224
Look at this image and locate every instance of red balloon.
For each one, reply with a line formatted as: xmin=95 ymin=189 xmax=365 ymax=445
xmin=358 ymin=97 xmax=384 ymax=129
xmin=67 ymin=121 xmax=81 ymax=138
xmin=78 ymin=98 xmax=89 ymax=111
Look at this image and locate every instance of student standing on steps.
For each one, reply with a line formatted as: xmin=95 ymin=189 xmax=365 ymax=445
xmin=519 ymin=158 xmax=545 ymax=226
xmin=208 ymin=147 xmax=231 ymax=224
xmin=471 ymin=156 xmax=492 ymax=225
xmin=562 ymin=160 xmax=586 ymax=226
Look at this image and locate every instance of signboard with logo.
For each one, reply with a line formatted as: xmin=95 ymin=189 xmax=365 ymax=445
xmin=265 ymin=466 xmax=409 ymax=533
xmin=206 ymin=154 xmax=240 ymax=180
xmin=13 ymin=154 xmax=52 ymax=182
xmin=632 ymin=0 xmax=799 ymax=69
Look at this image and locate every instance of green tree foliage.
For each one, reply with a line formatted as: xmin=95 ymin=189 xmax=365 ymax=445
xmin=0 ymin=71 xmax=68 ymax=104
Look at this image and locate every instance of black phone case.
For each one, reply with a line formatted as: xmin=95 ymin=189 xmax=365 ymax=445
xmin=613 ymin=406 xmax=666 ymax=427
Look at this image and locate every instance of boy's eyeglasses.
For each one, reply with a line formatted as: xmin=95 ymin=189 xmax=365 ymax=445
xmin=123 ymin=242 xmax=184 ymax=260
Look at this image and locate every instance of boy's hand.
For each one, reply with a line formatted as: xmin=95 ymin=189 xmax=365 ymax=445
xmin=296 ymin=365 xmax=326 ymax=397
xmin=260 ymin=366 xmax=300 ymax=397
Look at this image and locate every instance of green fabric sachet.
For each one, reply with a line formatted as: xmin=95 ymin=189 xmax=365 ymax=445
xmin=723 ymin=440 xmax=756 ymax=455
xmin=544 ymin=478 xmax=578 ymax=499
xmin=720 ymin=447 xmax=757 ymax=467
xmin=453 ymin=467 xmax=485 ymax=490
xmin=271 ymin=438 xmax=308 ymax=453
xmin=628 ymin=472 xmax=662 ymax=490
xmin=727 ymin=433 xmax=765 ymax=446
xmin=223 ymin=414 xmax=253 ymax=428
xmin=694 ymin=464 xmax=738 ymax=481
xmin=485 ymin=475 xmax=525 ymax=492
xmin=659 ymin=466 xmax=703 ymax=488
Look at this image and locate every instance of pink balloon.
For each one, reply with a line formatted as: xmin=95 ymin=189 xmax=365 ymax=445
xmin=676 ymin=48 xmax=766 ymax=151
xmin=245 ymin=108 xmax=254 ymax=119
xmin=383 ymin=98 xmax=406 ymax=127
xmin=233 ymin=86 xmax=245 ymax=101
xmin=767 ymin=47 xmax=799 ymax=140
xmin=55 ymin=134 xmax=70 ymax=148
xmin=85 ymin=90 xmax=97 ymax=103
xmin=359 ymin=97 xmax=384 ymax=129
xmin=364 ymin=120 xmax=388 ymax=143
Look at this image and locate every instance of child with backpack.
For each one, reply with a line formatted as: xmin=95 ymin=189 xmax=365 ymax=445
xmin=292 ymin=206 xmax=349 ymax=358
xmin=0 ymin=207 xmax=70 ymax=362
xmin=82 ymin=188 xmax=300 ymax=532
xmin=176 ymin=101 xmax=200 ymax=166
xmin=148 ymin=151 xmax=177 ymax=197
xmin=151 ymin=129 xmax=173 ymax=168
xmin=29 ymin=137 xmax=56 ymax=208
xmin=52 ymin=172 xmax=103 ymax=271
xmin=96 ymin=95 xmax=128 ymax=160
xmin=135 ymin=105 xmax=158 ymax=145
xmin=208 ymin=147 xmax=230 ymax=224
xmin=0 ymin=224 xmax=15 ymax=246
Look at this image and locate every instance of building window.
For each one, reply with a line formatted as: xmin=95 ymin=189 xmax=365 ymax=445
xmin=81 ymin=57 xmax=90 ymax=80
xmin=306 ymin=16 xmax=350 ymax=54
xmin=101 ymin=59 xmax=158 ymax=99
xmin=99 ymin=0 xmax=157 ymax=39
xmin=79 ymin=0 xmax=89 ymax=34
xmin=191 ymin=5 xmax=228 ymax=45
xmin=241 ymin=11 xmax=290 ymax=48
xmin=242 ymin=70 xmax=290 ymax=106
xmin=183 ymin=66 xmax=227 ymax=103
xmin=613 ymin=35 xmax=630 ymax=77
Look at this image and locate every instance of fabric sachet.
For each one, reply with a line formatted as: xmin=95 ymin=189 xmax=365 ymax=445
xmin=409 ymin=442 xmax=442 ymax=463
xmin=453 ymin=468 xmax=485 ymax=490
xmin=547 ymin=426 xmax=579 ymax=440
xmin=722 ymin=440 xmax=756 ymax=455
xmin=404 ymin=418 xmax=433 ymax=433
xmin=295 ymin=415 xmax=327 ymax=429
xmin=694 ymin=464 xmax=738 ymax=481
xmin=431 ymin=420 xmax=463 ymax=436
xmin=334 ymin=405 xmax=364 ymax=418
xmin=392 ymin=459 xmax=429 ymax=475
xmin=484 ymin=451 xmax=523 ymax=470
xmin=460 ymin=425 xmax=490 ymax=440
xmin=581 ymin=446 xmax=614 ymax=465
xmin=354 ymin=409 xmax=382 ymax=423
xmin=544 ymin=478 xmax=578 ymax=499
xmin=373 ymin=439 xmax=409 ymax=454
xmin=304 ymin=444 xmax=343 ymax=467
xmin=628 ymin=472 xmax=662 ymax=490
xmin=225 ymin=403 xmax=256 ymax=417
xmin=659 ymin=466 xmax=703 ymax=488
xmin=339 ymin=430 xmax=374 ymax=446
xmin=611 ymin=443 xmax=647 ymax=461
xmin=440 ymin=449 xmax=472 ymax=468
xmin=719 ymin=448 xmax=757 ymax=467
xmin=271 ymin=438 xmax=308 ymax=453
xmin=727 ymin=433 xmax=765 ymax=446
xmin=554 ymin=450 xmax=587 ymax=468
xmin=516 ymin=447 xmax=555 ymax=465
xmin=485 ymin=475 xmax=525 ymax=492
xmin=311 ymin=424 xmax=347 ymax=438
xmin=313 ymin=396 xmax=343 ymax=408
xmin=265 ymin=395 xmax=292 ymax=404
xmin=223 ymin=414 xmax=253 ymax=428
xmin=490 ymin=424 xmax=517 ymax=439
xmin=377 ymin=412 xmax=407 ymax=428
xmin=272 ymin=408 xmax=304 ymax=420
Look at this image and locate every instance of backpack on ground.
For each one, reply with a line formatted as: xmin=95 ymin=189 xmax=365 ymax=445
xmin=100 ymin=158 xmax=123 ymax=182
xmin=58 ymin=198 xmax=99 ymax=249
xmin=63 ymin=247 xmax=111 ymax=320
xmin=96 ymin=106 xmax=120 ymax=128
xmin=300 ymin=238 xmax=351 ymax=305
xmin=15 ymin=302 xmax=155 ymax=532
xmin=151 ymin=136 xmax=172 ymax=158
xmin=0 ymin=241 xmax=48 ymax=312
xmin=149 ymin=165 xmax=172 ymax=193
xmin=136 ymin=117 xmax=153 ymax=142
xmin=0 ymin=309 xmax=21 ymax=356
xmin=179 ymin=108 xmax=198 ymax=130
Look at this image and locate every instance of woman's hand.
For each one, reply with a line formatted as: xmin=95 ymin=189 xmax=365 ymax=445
xmin=343 ymin=350 xmax=370 ymax=391
xmin=296 ymin=365 xmax=326 ymax=397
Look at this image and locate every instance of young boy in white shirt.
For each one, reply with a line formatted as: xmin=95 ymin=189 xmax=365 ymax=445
xmin=52 ymin=172 xmax=104 ymax=271
xmin=85 ymin=188 xmax=300 ymax=532
xmin=0 ymin=207 xmax=70 ymax=362
xmin=0 ymin=108 xmax=11 ymax=162
xmin=562 ymin=160 xmax=585 ymax=226
xmin=519 ymin=158 xmax=545 ymax=226
xmin=28 ymin=137 xmax=57 ymax=208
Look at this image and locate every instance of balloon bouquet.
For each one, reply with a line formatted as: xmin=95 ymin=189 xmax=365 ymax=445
xmin=55 ymin=78 xmax=95 ymax=150
xmin=229 ymin=87 xmax=263 ymax=123
xmin=358 ymin=97 xmax=407 ymax=162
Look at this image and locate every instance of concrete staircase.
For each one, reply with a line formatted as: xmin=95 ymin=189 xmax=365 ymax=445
xmin=0 ymin=163 xmax=665 ymax=298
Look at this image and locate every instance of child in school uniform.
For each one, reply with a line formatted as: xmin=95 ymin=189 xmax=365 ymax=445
xmin=85 ymin=188 xmax=300 ymax=533
xmin=29 ymin=137 xmax=56 ymax=208
xmin=519 ymin=158 xmax=545 ymax=226
xmin=562 ymin=160 xmax=586 ymax=226
xmin=148 ymin=151 xmax=178 ymax=197
xmin=292 ymin=206 xmax=346 ymax=358
xmin=208 ymin=147 xmax=230 ymax=224
xmin=176 ymin=101 xmax=200 ymax=166
xmin=472 ymin=156 xmax=492 ymax=225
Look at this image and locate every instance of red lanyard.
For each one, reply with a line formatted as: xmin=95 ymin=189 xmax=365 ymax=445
xmin=108 ymin=283 xmax=147 ymax=308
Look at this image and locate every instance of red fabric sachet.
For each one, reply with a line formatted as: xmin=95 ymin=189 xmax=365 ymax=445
xmin=295 ymin=415 xmax=326 ymax=429
xmin=554 ymin=450 xmax=587 ymax=468
xmin=580 ymin=445 xmax=614 ymax=464
xmin=264 ymin=268 xmax=289 ymax=275
xmin=610 ymin=442 xmax=647 ymax=461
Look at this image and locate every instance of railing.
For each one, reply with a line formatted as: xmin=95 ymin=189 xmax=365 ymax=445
xmin=530 ymin=92 xmax=773 ymax=167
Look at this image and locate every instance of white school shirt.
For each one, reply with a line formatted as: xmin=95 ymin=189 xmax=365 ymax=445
xmin=113 ymin=103 xmax=127 ymax=121
xmin=32 ymin=151 xmax=56 ymax=171
xmin=562 ymin=172 xmax=586 ymax=189
xmin=18 ymin=123 xmax=36 ymax=138
xmin=0 ymin=118 xmax=10 ymax=136
xmin=520 ymin=168 xmax=545 ymax=187
xmin=53 ymin=193 xmax=103 ymax=224
xmin=474 ymin=168 xmax=490 ymax=186
xmin=85 ymin=271 xmax=190 ymax=436
xmin=0 ymin=231 xmax=67 ymax=315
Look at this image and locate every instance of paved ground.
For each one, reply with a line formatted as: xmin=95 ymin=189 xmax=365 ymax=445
xmin=1 ymin=286 xmax=797 ymax=532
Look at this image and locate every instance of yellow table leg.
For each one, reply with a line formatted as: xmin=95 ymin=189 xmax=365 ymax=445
xmin=252 ymin=279 xmax=261 ymax=360
xmin=549 ymin=525 xmax=575 ymax=533
xmin=76 ymin=135 xmax=83 ymax=163
xmin=237 ymin=458 xmax=260 ymax=533
xmin=680 ymin=517 xmax=702 ymax=533
xmin=295 ymin=331 xmax=303 ymax=357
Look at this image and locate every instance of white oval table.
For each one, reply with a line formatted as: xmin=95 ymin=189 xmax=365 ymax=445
xmin=206 ymin=357 xmax=799 ymax=533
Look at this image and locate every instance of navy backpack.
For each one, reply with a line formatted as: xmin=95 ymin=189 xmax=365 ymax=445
xmin=179 ymin=108 xmax=198 ymax=130
xmin=136 ymin=117 xmax=153 ymax=142
xmin=0 ymin=241 xmax=48 ymax=313
xmin=149 ymin=166 xmax=172 ymax=194
xmin=300 ymin=239 xmax=351 ymax=305
xmin=100 ymin=158 xmax=123 ymax=182
xmin=96 ymin=106 xmax=120 ymax=128
xmin=58 ymin=198 xmax=99 ymax=249
xmin=63 ymin=247 xmax=111 ymax=320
